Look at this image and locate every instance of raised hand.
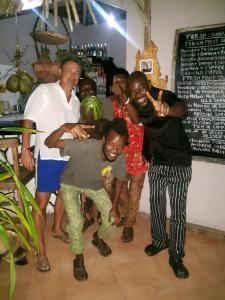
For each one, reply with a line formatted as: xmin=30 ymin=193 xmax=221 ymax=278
xmin=146 ymin=90 xmax=169 ymax=117
xmin=69 ymin=124 xmax=95 ymax=139
xmin=111 ymin=84 xmax=124 ymax=97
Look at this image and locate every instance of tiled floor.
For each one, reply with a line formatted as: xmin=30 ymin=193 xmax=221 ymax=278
xmin=0 ymin=213 xmax=225 ymax=300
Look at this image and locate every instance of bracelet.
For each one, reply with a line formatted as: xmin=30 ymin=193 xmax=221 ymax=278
xmin=21 ymin=147 xmax=30 ymax=151
xmin=124 ymin=98 xmax=130 ymax=105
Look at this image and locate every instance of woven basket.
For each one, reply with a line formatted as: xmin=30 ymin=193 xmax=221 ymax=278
xmin=33 ymin=61 xmax=61 ymax=83
xmin=31 ymin=31 xmax=69 ymax=45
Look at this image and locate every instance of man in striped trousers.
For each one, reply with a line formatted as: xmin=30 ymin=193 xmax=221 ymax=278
xmin=128 ymin=71 xmax=192 ymax=279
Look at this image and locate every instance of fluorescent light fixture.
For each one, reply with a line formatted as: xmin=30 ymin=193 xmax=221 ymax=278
xmin=107 ymin=14 xmax=116 ymax=28
xmin=89 ymin=0 xmax=140 ymax=50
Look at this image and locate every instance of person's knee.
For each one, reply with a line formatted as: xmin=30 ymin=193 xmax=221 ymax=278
xmin=35 ymin=192 xmax=51 ymax=209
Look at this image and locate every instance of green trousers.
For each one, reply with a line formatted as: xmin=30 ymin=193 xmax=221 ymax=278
xmin=61 ymin=183 xmax=113 ymax=255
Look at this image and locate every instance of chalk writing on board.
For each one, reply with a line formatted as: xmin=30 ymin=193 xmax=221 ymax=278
xmin=174 ymin=25 xmax=225 ymax=159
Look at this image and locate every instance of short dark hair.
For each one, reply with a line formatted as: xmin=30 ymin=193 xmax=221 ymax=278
xmin=103 ymin=118 xmax=129 ymax=145
xmin=128 ymin=71 xmax=148 ymax=85
xmin=61 ymin=57 xmax=81 ymax=68
xmin=79 ymin=77 xmax=97 ymax=92
xmin=112 ymin=68 xmax=129 ymax=79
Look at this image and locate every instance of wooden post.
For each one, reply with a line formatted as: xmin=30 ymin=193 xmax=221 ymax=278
xmin=144 ymin=0 xmax=151 ymax=49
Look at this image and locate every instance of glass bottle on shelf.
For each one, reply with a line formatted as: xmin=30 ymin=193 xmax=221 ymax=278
xmin=84 ymin=44 xmax=87 ymax=57
xmin=77 ymin=46 xmax=81 ymax=57
xmin=86 ymin=44 xmax=90 ymax=57
xmin=99 ymin=43 xmax=103 ymax=58
xmin=103 ymin=42 xmax=107 ymax=58
xmin=90 ymin=43 xmax=94 ymax=56
xmin=80 ymin=45 xmax=84 ymax=57
xmin=96 ymin=43 xmax=100 ymax=57
xmin=92 ymin=44 xmax=97 ymax=57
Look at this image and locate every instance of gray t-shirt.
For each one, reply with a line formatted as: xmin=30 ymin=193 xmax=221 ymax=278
xmin=99 ymin=97 xmax=114 ymax=121
xmin=60 ymin=139 xmax=126 ymax=190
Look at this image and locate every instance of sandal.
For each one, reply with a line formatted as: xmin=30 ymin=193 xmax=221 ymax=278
xmin=36 ymin=255 xmax=51 ymax=272
xmin=52 ymin=232 xmax=70 ymax=244
xmin=92 ymin=232 xmax=112 ymax=257
xmin=14 ymin=247 xmax=28 ymax=265
xmin=122 ymin=227 xmax=134 ymax=243
xmin=73 ymin=257 xmax=88 ymax=281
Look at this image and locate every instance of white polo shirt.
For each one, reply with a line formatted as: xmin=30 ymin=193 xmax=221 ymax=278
xmin=24 ymin=82 xmax=80 ymax=161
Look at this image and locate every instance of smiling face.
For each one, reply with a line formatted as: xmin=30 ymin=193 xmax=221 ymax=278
xmin=102 ymin=129 xmax=126 ymax=162
xmin=60 ymin=61 xmax=81 ymax=89
xmin=128 ymin=76 xmax=151 ymax=108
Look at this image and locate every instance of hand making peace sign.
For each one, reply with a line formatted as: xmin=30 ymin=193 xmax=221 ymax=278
xmin=146 ymin=90 xmax=170 ymax=117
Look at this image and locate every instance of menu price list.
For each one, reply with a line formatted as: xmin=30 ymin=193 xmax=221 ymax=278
xmin=175 ymin=26 xmax=225 ymax=159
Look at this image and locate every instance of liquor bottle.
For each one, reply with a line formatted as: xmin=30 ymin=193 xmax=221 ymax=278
xmin=86 ymin=44 xmax=90 ymax=57
xmin=92 ymin=44 xmax=97 ymax=57
xmin=84 ymin=44 xmax=87 ymax=57
xmin=99 ymin=43 xmax=103 ymax=58
xmin=103 ymin=42 xmax=107 ymax=58
xmin=90 ymin=43 xmax=94 ymax=56
xmin=77 ymin=46 xmax=81 ymax=57
xmin=96 ymin=43 xmax=100 ymax=57
xmin=80 ymin=45 xmax=84 ymax=57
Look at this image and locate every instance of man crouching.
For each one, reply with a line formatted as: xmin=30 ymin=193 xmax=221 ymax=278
xmin=45 ymin=118 xmax=128 ymax=280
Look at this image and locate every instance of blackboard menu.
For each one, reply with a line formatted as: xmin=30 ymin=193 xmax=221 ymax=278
xmin=173 ymin=24 xmax=225 ymax=160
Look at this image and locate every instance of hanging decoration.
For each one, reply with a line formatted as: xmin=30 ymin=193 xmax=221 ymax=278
xmin=40 ymin=0 xmax=97 ymax=32
xmin=4 ymin=15 xmax=34 ymax=95
xmin=0 ymin=0 xmax=23 ymax=15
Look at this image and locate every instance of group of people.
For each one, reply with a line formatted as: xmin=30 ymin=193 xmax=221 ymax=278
xmin=21 ymin=58 xmax=192 ymax=281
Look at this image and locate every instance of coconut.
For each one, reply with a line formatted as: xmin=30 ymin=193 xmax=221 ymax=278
xmin=18 ymin=76 xmax=33 ymax=94
xmin=6 ymin=75 xmax=19 ymax=93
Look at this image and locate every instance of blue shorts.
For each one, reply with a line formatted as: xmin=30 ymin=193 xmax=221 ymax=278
xmin=36 ymin=154 xmax=67 ymax=192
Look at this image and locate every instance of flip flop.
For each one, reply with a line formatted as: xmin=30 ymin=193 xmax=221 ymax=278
xmin=52 ymin=232 xmax=70 ymax=244
xmin=36 ymin=255 xmax=51 ymax=272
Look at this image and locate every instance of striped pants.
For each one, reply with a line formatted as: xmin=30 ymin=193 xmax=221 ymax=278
xmin=148 ymin=163 xmax=192 ymax=260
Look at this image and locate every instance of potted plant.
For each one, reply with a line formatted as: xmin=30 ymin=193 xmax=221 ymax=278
xmin=0 ymin=127 xmax=40 ymax=300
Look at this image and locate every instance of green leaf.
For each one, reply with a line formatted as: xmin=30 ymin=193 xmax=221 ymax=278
xmin=0 ymin=162 xmax=40 ymax=250
xmin=0 ymin=212 xmax=31 ymax=251
xmin=0 ymin=224 xmax=16 ymax=300
xmin=0 ymin=127 xmax=39 ymax=133
xmin=0 ymin=172 xmax=11 ymax=181
xmin=0 ymin=197 xmax=32 ymax=237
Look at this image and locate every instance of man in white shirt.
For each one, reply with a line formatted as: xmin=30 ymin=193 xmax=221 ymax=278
xmin=21 ymin=59 xmax=82 ymax=272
